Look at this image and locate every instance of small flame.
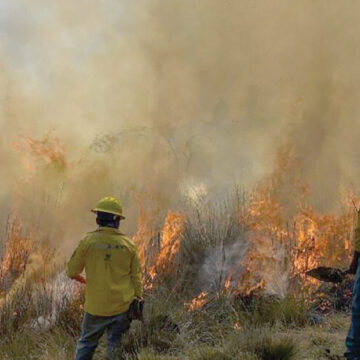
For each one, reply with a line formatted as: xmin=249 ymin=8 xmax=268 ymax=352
xmin=245 ymin=279 xmax=266 ymax=295
xmin=187 ymin=291 xmax=209 ymax=311
xmin=148 ymin=265 xmax=157 ymax=280
xmin=233 ymin=322 xmax=241 ymax=330
xmin=144 ymin=265 xmax=157 ymax=291
xmin=0 ymin=218 xmax=32 ymax=289
xmin=224 ymin=276 xmax=232 ymax=293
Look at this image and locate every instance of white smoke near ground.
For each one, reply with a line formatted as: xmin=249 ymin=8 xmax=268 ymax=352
xmin=262 ymin=245 xmax=290 ymax=298
xmin=30 ymin=272 xmax=80 ymax=331
xmin=199 ymin=241 xmax=249 ymax=293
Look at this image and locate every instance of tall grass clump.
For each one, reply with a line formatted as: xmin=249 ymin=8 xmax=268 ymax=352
xmin=226 ymin=327 xmax=297 ymax=360
xmin=176 ymin=192 xmax=249 ymax=296
xmin=235 ymin=294 xmax=310 ymax=327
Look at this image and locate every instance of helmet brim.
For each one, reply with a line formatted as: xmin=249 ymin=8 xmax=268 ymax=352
xmin=91 ymin=209 xmax=126 ymax=220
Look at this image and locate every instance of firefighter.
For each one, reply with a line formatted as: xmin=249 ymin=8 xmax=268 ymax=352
xmin=345 ymin=210 xmax=360 ymax=359
xmin=66 ymin=196 xmax=143 ymax=360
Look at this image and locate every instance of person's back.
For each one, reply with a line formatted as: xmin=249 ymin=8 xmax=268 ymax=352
xmin=66 ymin=196 xmax=143 ymax=360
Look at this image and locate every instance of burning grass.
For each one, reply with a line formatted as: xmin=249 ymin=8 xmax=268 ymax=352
xmin=0 ymin=177 xmax=356 ymax=358
xmin=15 ymin=132 xmax=67 ymax=172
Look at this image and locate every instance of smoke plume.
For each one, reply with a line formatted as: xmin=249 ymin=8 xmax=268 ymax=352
xmin=1 ymin=1 xmax=360 ymax=255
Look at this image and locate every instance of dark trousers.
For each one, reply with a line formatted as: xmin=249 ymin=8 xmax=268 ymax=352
xmin=74 ymin=312 xmax=130 ymax=360
xmin=346 ymin=259 xmax=360 ymax=359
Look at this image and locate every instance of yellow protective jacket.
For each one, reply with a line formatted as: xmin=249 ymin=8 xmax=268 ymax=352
xmin=66 ymin=227 xmax=143 ymax=316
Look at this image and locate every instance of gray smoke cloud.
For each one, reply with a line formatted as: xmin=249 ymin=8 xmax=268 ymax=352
xmin=1 ymin=0 xmax=360 ymax=255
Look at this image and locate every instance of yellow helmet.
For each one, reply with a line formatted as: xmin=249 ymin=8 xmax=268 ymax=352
xmin=91 ymin=196 xmax=125 ymax=219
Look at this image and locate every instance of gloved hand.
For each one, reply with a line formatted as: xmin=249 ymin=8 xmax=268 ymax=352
xmin=347 ymin=251 xmax=360 ymax=275
xmin=128 ymin=299 xmax=144 ymax=322
xmin=72 ymin=275 xmax=86 ymax=284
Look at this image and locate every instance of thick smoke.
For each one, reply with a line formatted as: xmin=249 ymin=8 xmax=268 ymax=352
xmin=1 ymin=0 xmax=360 ymax=255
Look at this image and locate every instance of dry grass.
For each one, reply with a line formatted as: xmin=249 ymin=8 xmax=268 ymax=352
xmin=0 ymin=312 xmax=349 ymax=359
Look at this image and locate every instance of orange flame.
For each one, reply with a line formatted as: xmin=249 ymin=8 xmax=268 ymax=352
xmin=154 ymin=211 xmax=186 ymax=271
xmin=132 ymin=193 xmax=159 ymax=268
xmin=228 ymin=147 xmax=355 ymax=295
xmin=1 ymin=219 xmax=32 ymax=281
xmin=134 ymin=208 xmax=186 ymax=291
xmin=15 ymin=133 xmax=67 ymax=172
xmin=187 ymin=291 xmax=209 ymax=311
xmin=224 ymin=275 xmax=232 ymax=294
xmin=233 ymin=322 xmax=241 ymax=330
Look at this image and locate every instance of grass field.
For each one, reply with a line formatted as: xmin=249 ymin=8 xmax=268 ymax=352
xmin=0 ymin=294 xmax=350 ymax=360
